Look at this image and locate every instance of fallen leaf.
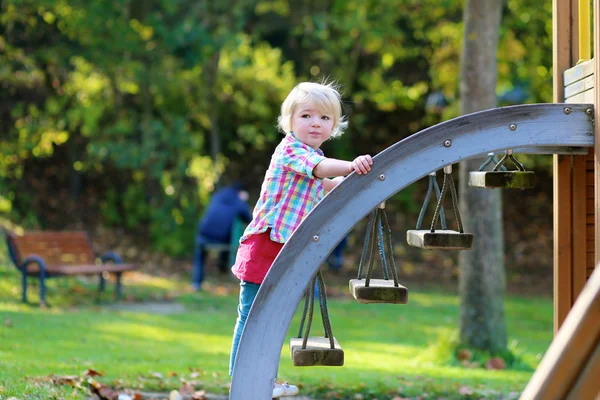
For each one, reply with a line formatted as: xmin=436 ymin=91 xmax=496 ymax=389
xmin=189 ymin=372 xmax=200 ymax=379
xmin=151 ymin=372 xmax=164 ymax=379
xmin=458 ymin=386 xmax=473 ymax=395
xmin=457 ymin=349 xmax=472 ymax=361
xmin=192 ymin=390 xmax=207 ymax=400
xmin=84 ymin=369 xmax=105 ymax=377
xmin=180 ymin=383 xmax=195 ymax=395
xmin=50 ymin=375 xmax=80 ymax=386
xmin=167 ymin=371 xmax=178 ymax=377
xmin=90 ymin=383 xmax=120 ymax=400
xmin=4 ymin=319 xmax=12 ymax=328
xmin=485 ymin=357 xmax=506 ymax=370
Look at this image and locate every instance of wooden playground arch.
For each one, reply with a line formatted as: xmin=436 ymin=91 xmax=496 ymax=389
xmin=230 ymin=0 xmax=600 ymax=398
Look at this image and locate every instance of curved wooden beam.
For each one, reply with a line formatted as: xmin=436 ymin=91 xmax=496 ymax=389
xmin=230 ymin=103 xmax=594 ymax=399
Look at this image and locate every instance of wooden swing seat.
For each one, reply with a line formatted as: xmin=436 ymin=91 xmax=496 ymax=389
xmin=468 ymin=171 xmax=536 ymax=189
xmin=289 ymin=337 xmax=344 ymax=366
xmin=349 ymin=279 xmax=408 ymax=304
xmin=407 ymin=229 xmax=473 ymax=250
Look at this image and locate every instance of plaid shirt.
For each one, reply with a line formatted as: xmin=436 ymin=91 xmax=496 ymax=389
xmin=241 ymin=133 xmax=326 ymax=243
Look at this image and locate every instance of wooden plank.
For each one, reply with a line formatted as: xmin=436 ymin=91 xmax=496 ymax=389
xmin=573 ymin=155 xmax=588 ymax=301
xmin=564 ymin=74 xmax=595 ymax=98
xmin=564 ymin=59 xmax=595 ymax=85
xmin=588 ymin=252 xmax=595 ymax=269
xmin=290 ymin=337 xmax=344 ymax=367
xmin=553 ymin=0 xmax=576 ymax=335
xmin=594 ymin=0 xmax=600 ymax=268
xmin=554 ymin=0 xmax=573 ymax=102
xmin=587 ymin=268 xmax=595 ymax=278
xmin=565 ymin=88 xmax=595 ymax=103
xmin=520 ymin=267 xmax=600 ymax=399
xmin=588 ymin=172 xmax=595 ymax=186
xmin=587 ymin=149 xmax=595 ymax=160
xmin=589 ymin=214 xmax=596 ymax=224
xmin=566 ymin=342 xmax=600 ymax=399
xmin=554 ymin=154 xmax=574 ymax=332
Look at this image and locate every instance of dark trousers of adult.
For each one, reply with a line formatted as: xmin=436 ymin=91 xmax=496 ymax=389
xmin=192 ymin=236 xmax=229 ymax=290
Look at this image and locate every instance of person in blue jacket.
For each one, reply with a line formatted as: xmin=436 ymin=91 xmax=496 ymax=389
xmin=193 ymin=182 xmax=253 ymax=290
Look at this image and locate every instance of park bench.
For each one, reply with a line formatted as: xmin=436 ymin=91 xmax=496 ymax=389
xmin=5 ymin=230 xmax=137 ymax=305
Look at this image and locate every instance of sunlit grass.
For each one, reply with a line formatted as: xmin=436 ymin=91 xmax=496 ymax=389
xmin=0 ymin=262 xmax=553 ymax=399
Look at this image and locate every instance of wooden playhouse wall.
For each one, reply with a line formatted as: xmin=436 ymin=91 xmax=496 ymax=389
xmin=553 ymin=0 xmax=599 ymax=333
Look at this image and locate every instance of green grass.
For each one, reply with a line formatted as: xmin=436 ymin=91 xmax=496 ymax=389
xmin=0 ymin=262 xmax=553 ymax=400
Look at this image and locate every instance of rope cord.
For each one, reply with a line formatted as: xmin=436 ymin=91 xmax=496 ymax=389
xmin=301 ymin=275 xmax=316 ymax=349
xmin=363 ymin=209 xmax=380 ymax=286
xmin=381 ymin=210 xmax=400 ymax=287
xmin=365 ymin=210 xmax=382 ymax=285
xmin=416 ymin=175 xmax=434 ymax=229
xmin=493 ymin=153 xmax=526 ymax=172
xmin=316 ymin=270 xmax=335 ymax=349
xmin=430 ymin=170 xmax=465 ymax=233
xmin=357 ymin=211 xmax=377 ymax=279
xmin=479 ymin=153 xmax=508 ymax=172
xmin=298 ymin=271 xmax=335 ymax=350
xmin=378 ymin=227 xmax=390 ymax=280
xmin=297 ymin=284 xmax=311 ymax=338
xmin=416 ymin=174 xmax=447 ymax=229
xmin=357 ymin=206 xmax=401 ymax=288
xmin=430 ymin=172 xmax=449 ymax=232
xmin=448 ymin=173 xmax=464 ymax=233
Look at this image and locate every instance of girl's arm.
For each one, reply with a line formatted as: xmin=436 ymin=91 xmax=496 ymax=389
xmin=323 ymin=176 xmax=345 ymax=193
xmin=314 ymin=155 xmax=373 ymax=179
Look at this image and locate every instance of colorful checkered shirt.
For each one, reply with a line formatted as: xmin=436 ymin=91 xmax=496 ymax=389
xmin=241 ymin=133 xmax=326 ymax=243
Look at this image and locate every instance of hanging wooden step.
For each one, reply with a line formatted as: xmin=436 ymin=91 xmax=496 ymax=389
xmin=349 ymin=279 xmax=408 ymax=304
xmin=468 ymin=171 xmax=536 ymax=189
xmin=289 ymin=337 xmax=344 ymax=366
xmin=407 ymin=229 xmax=473 ymax=250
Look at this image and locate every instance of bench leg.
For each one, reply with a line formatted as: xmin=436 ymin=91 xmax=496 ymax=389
xmin=99 ymin=273 xmax=106 ymax=292
xmin=21 ymin=271 xmax=27 ymax=303
xmin=115 ymin=272 xmax=122 ymax=300
xmin=39 ymin=268 xmax=47 ymax=306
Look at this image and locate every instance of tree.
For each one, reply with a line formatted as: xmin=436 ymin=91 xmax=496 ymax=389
xmin=458 ymin=0 xmax=507 ymax=352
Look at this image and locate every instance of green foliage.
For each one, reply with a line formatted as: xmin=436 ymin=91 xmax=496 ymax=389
xmin=0 ymin=0 xmax=554 ymax=255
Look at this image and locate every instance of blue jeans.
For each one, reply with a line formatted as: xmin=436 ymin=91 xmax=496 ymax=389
xmin=192 ymin=236 xmax=229 ymax=289
xmin=229 ymin=280 xmax=261 ymax=376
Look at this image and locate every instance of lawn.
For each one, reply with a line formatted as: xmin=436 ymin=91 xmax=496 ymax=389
xmin=0 ymin=261 xmax=553 ymax=400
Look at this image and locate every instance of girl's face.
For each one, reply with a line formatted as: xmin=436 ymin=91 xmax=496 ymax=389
xmin=290 ymin=102 xmax=334 ymax=149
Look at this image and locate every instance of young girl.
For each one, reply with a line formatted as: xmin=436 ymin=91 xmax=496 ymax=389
xmin=228 ymin=81 xmax=373 ymax=398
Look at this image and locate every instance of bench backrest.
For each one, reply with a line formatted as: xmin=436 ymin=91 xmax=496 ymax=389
xmin=7 ymin=231 xmax=96 ymax=268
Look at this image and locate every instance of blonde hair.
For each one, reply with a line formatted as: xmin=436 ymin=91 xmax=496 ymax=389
xmin=277 ymin=81 xmax=348 ymax=138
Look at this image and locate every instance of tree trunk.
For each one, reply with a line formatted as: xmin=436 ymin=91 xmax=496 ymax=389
xmin=458 ymin=0 xmax=507 ymax=353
